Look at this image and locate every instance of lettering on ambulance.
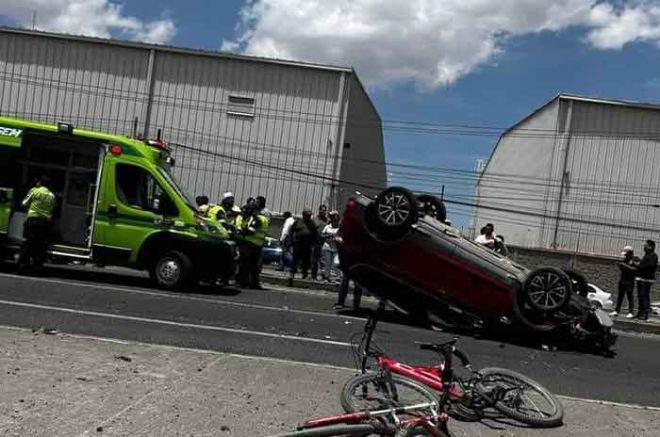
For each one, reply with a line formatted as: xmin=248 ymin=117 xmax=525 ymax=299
xmin=0 ymin=126 xmax=23 ymax=148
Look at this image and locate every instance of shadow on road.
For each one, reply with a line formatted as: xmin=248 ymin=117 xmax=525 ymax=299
xmin=0 ymin=263 xmax=243 ymax=297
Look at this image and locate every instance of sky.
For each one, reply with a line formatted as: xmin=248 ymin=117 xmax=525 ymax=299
xmin=1 ymin=0 xmax=660 ymax=229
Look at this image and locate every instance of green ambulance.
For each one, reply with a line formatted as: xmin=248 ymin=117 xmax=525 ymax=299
xmin=0 ymin=116 xmax=235 ymax=290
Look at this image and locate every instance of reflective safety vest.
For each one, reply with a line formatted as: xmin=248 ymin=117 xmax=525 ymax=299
xmin=206 ymin=204 xmax=225 ymax=224
xmin=235 ymin=214 xmax=269 ymax=247
xmin=22 ymin=185 xmax=55 ymax=219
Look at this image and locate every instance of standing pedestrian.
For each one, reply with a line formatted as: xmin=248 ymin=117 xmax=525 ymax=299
xmin=635 ymin=240 xmax=657 ymax=320
xmin=610 ymin=245 xmax=638 ymax=318
xmin=235 ymin=202 xmax=269 ymax=290
xmin=335 ymin=260 xmax=362 ymax=310
xmin=196 ymin=195 xmax=210 ymax=215
xmin=311 ymin=204 xmax=328 ymax=280
xmin=475 ymin=225 xmax=495 ymax=249
xmin=279 ymin=211 xmax=295 ymax=271
xmin=18 ymin=175 xmax=56 ymax=272
xmin=256 ymin=196 xmax=273 ymax=222
xmin=288 ymin=209 xmax=317 ymax=286
xmin=321 ymin=211 xmax=340 ymax=282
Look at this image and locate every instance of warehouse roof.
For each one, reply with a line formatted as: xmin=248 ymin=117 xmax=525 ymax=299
xmin=476 ymin=93 xmax=660 ymax=183
xmin=0 ymin=26 xmax=353 ymax=73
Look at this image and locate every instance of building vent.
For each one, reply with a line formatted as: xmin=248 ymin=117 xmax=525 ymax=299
xmin=227 ymin=95 xmax=255 ymax=117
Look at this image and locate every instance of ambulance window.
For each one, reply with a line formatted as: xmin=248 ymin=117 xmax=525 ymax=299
xmin=116 ymin=164 xmax=178 ymax=216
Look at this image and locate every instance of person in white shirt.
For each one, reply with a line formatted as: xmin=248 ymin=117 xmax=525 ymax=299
xmin=279 ymin=211 xmax=296 ymax=270
xmin=321 ymin=211 xmax=340 ymax=282
xmin=475 ymin=224 xmax=496 ymax=248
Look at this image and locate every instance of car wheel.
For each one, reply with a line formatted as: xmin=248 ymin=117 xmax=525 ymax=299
xmin=369 ymin=187 xmax=418 ymax=240
xmin=150 ymin=250 xmax=193 ymax=291
xmin=523 ymin=267 xmax=572 ymax=313
xmin=416 ymin=194 xmax=447 ymax=222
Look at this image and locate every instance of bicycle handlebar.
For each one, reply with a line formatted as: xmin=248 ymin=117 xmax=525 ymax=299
xmin=418 ymin=342 xmax=471 ymax=369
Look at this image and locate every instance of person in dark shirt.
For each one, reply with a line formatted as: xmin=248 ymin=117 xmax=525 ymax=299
xmin=288 ymin=209 xmax=318 ymax=285
xmin=610 ymin=246 xmax=638 ymax=318
xmin=635 ymin=240 xmax=658 ymax=321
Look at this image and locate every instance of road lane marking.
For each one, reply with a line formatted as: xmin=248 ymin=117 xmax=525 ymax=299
xmin=0 ymin=272 xmax=367 ymax=322
xmin=0 ymin=298 xmax=352 ymax=347
xmin=556 ymin=395 xmax=660 ymax=412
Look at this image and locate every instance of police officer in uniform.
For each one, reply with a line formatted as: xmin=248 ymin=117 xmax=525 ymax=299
xmin=18 ymin=175 xmax=56 ymax=271
xmin=235 ymin=202 xmax=269 ymax=289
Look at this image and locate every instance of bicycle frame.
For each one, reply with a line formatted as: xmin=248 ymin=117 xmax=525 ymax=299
xmin=360 ymin=302 xmax=464 ymax=399
xmin=298 ymin=402 xmax=449 ymax=436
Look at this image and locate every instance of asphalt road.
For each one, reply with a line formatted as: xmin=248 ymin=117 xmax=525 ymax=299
xmin=0 ymin=265 xmax=659 ymax=408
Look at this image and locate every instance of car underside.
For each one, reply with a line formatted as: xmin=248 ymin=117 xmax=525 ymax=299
xmin=337 ymin=187 xmax=616 ymax=351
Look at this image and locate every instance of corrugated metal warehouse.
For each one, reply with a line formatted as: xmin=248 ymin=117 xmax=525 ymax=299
xmin=474 ymin=94 xmax=660 ymax=257
xmin=0 ymin=27 xmax=386 ymax=214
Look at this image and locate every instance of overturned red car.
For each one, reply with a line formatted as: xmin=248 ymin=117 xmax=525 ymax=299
xmin=337 ymin=187 xmax=616 ymax=349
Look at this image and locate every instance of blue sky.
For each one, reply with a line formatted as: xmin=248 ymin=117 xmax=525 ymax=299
xmin=2 ymin=0 xmax=660 ymax=228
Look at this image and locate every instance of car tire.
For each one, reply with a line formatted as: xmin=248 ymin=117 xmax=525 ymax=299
xmin=562 ymin=269 xmax=589 ymax=298
xmin=368 ymin=187 xmax=418 ymax=240
xmin=416 ymin=194 xmax=447 ymax=222
xmin=150 ymin=250 xmax=193 ymax=291
xmin=523 ymin=267 xmax=572 ymax=313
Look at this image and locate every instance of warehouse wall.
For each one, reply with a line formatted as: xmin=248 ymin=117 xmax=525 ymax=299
xmin=0 ymin=31 xmax=149 ymax=135
xmin=474 ymin=99 xmax=560 ymax=247
xmin=147 ymin=50 xmax=343 ymax=214
xmin=0 ymin=29 xmax=381 ymax=216
xmin=337 ymin=76 xmax=386 ymax=210
xmin=553 ymin=101 xmax=660 ymax=256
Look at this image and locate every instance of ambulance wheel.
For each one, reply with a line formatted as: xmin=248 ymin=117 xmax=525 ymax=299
xmin=150 ymin=250 xmax=193 ymax=290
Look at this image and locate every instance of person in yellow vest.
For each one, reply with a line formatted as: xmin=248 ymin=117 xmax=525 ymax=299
xmin=235 ymin=201 xmax=269 ymax=290
xmin=18 ymin=175 xmax=56 ymax=271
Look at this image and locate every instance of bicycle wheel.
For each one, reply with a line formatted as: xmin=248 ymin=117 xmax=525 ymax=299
xmin=476 ymin=367 xmax=563 ymax=428
xmin=272 ymin=423 xmax=376 ymax=437
xmin=341 ymin=373 xmax=436 ymax=413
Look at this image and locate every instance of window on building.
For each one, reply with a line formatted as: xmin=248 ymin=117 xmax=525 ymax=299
xmin=116 ymin=164 xmax=178 ymax=216
xmin=227 ymin=95 xmax=255 ymax=117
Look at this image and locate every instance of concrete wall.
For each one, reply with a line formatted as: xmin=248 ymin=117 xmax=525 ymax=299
xmin=0 ymin=29 xmax=385 ymax=217
xmin=474 ymin=99 xmax=560 ymax=246
xmin=508 ymin=245 xmax=660 ymax=302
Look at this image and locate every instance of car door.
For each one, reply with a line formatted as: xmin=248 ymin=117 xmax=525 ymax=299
xmin=0 ymin=124 xmax=22 ymax=237
xmin=93 ymin=160 xmax=178 ymax=265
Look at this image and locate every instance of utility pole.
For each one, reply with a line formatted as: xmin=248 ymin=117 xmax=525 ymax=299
xmin=31 ymin=10 xmax=37 ymax=29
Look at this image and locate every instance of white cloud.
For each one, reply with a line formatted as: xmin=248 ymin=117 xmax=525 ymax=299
xmin=0 ymin=0 xmax=176 ymax=44
xmin=585 ymin=1 xmax=660 ymax=49
xmin=223 ymin=0 xmax=660 ymax=89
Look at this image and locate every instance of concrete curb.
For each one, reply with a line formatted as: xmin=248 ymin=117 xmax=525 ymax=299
xmin=261 ymin=272 xmax=339 ymax=293
xmin=613 ymin=318 xmax=660 ymax=336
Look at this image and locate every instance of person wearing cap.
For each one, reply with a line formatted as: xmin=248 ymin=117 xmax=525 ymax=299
xmin=611 ymin=245 xmax=638 ymax=318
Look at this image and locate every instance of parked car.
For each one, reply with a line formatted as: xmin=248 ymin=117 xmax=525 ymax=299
xmin=262 ymin=237 xmax=291 ymax=268
xmin=587 ymin=283 xmax=613 ymax=310
xmin=337 ymin=187 xmax=616 ymax=350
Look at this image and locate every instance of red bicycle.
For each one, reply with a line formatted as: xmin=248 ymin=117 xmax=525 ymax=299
xmin=341 ymin=301 xmax=564 ymax=429
xmin=272 ymin=402 xmax=449 ymax=436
